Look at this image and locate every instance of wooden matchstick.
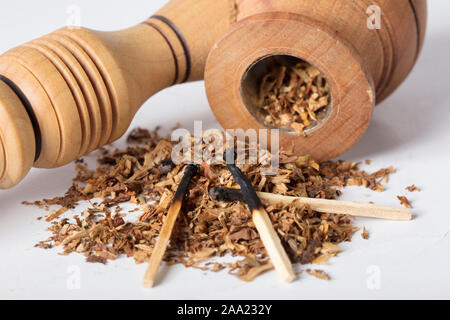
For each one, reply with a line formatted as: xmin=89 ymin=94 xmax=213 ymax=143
xmin=210 ymin=187 xmax=412 ymax=221
xmin=143 ymin=164 xmax=199 ymax=288
xmin=224 ymin=150 xmax=296 ymax=283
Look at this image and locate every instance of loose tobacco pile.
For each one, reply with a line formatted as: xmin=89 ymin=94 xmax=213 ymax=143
xmin=257 ymin=59 xmax=331 ymax=136
xmin=27 ymin=128 xmax=395 ymax=282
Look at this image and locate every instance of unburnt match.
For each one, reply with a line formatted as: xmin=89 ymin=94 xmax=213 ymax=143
xmin=210 ymin=187 xmax=412 ymax=221
xmin=143 ymin=164 xmax=199 ymax=288
xmin=223 ymin=150 xmax=296 ymax=283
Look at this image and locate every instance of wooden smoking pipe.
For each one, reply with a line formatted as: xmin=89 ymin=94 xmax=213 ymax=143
xmin=0 ymin=0 xmax=427 ymax=189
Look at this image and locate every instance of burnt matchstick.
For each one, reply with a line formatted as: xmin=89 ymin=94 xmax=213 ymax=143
xmin=223 ymin=149 xmax=296 ymax=283
xmin=210 ymin=187 xmax=412 ymax=221
xmin=143 ymin=163 xmax=199 ymax=288
xmin=209 ymin=186 xmax=245 ymax=202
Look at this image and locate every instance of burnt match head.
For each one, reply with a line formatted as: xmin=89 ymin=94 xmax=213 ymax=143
xmin=184 ymin=163 xmax=200 ymax=177
xmin=172 ymin=164 xmax=199 ymax=204
xmin=222 ymin=152 xmax=263 ymax=212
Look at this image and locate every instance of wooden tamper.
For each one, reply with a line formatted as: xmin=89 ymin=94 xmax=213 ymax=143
xmin=0 ymin=0 xmax=427 ymax=189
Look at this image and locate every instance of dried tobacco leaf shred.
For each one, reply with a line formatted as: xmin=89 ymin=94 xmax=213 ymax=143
xmin=406 ymin=184 xmax=421 ymax=192
xmin=25 ymin=128 xmax=397 ymax=282
xmin=257 ymin=58 xmax=331 ymax=135
xmin=397 ymin=196 xmax=412 ymax=208
xmin=361 ymin=227 xmax=369 ymax=240
xmin=306 ymin=269 xmax=330 ymax=281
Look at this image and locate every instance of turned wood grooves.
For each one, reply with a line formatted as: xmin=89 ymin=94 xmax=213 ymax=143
xmin=346 ymin=0 xmax=422 ymax=100
xmin=0 ymin=75 xmax=41 ymax=161
xmin=352 ymin=0 xmax=394 ymax=99
xmin=47 ymin=34 xmax=113 ymax=150
xmin=37 ymin=36 xmax=103 ymax=153
xmin=0 ymin=79 xmax=36 ymax=189
xmin=0 ymin=31 xmax=120 ymax=169
xmin=371 ymin=0 xmax=423 ymax=99
xmin=10 ymin=33 xmax=116 ymax=167
xmin=5 ymin=46 xmax=83 ymax=166
xmin=24 ymin=42 xmax=91 ymax=157
xmin=52 ymin=31 xmax=118 ymax=146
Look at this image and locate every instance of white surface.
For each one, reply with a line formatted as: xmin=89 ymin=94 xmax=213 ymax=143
xmin=1 ymin=0 xmax=450 ymax=300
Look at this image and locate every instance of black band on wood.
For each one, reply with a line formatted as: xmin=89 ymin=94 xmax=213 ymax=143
xmin=151 ymin=15 xmax=192 ymax=83
xmin=143 ymin=21 xmax=179 ymax=86
xmin=0 ymin=75 xmax=41 ymax=161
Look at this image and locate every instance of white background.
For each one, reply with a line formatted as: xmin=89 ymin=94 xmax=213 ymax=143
xmin=0 ymin=0 xmax=449 ymax=299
